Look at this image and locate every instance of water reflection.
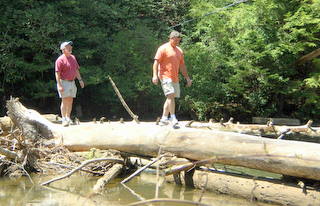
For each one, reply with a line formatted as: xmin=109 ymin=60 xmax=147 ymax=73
xmin=0 ymin=173 xmax=277 ymax=206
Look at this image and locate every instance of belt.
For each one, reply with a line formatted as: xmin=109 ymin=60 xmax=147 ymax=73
xmin=61 ymin=79 xmax=74 ymax=82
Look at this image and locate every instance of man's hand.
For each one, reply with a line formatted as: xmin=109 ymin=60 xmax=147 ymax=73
xmin=79 ymin=80 xmax=85 ymax=88
xmin=186 ymin=78 xmax=192 ymax=87
xmin=152 ymin=76 xmax=159 ymax=85
xmin=57 ymin=84 xmax=64 ymax=92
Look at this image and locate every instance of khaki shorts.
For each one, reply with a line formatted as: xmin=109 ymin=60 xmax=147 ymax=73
xmin=161 ymin=78 xmax=180 ymax=98
xmin=57 ymin=80 xmax=77 ymax=98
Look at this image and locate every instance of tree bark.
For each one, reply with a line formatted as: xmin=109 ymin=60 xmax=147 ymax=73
xmin=93 ymin=163 xmax=123 ymax=194
xmin=296 ymin=48 xmax=320 ymax=65
xmin=56 ymin=122 xmax=320 ymax=181
xmin=6 ymin=98 xmax=320 ymax=181
xmin=0 ymin=114 xmax=60 ymax=135
xmin=166 ymin=169 xmax=320 ymax=206
xmin=6 ymin=98 xmax=61 ymax=141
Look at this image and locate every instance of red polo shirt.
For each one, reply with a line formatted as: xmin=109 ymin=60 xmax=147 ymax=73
xmin=55 ymin=54 xmax=79 ymax=80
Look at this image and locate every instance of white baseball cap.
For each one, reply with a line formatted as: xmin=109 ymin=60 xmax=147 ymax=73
xmin=60 ymin=41 xmax=73 ymax=50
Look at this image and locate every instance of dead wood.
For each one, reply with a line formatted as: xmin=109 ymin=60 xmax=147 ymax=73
xmin=6 ymin=98 xmax=320 ymax=182
xmin=121 ymin=154 xmax=167 ymax=184
xmin=127 ymin=198 xmax=211 ymax=206
xmin=6 ymin=97 xmax=61 ymax=140
xmin=185 ymin=118 xmax=320 ymax=141
xmin=93 ymin=163 xmax=123 ymax=194
xmin=0 ymin=114 xmax=60 ymax=135
xmin=47 ymin=162 xmax=104 ymax=175
xmin=60 ymin=122 xmax=320 ymax=181
xmin=41 ymin=157 xmax=124 ymax=186
xmin=108 ymin=76 xmax=139 ymax=123
xmin=167 ymin=169 xmax=320 ymax=206
xmin=0 ymin=146 xmax=19 ymax=160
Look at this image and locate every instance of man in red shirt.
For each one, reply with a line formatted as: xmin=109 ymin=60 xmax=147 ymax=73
xmin=152 ymin=31 xmax=192 ymax=126
xmin=55 ymin=41 xmax=84 ymax=126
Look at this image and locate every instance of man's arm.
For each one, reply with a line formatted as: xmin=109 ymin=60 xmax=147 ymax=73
xmin=180 ymin=64 xmax=192 ymax=87
xmin=55 ymin=72 xmax=64 ymax=92
xmin=76 ymin=69 xmax=84 ymax=88
xmin=152 ymin=59 xmax=159 ymax=85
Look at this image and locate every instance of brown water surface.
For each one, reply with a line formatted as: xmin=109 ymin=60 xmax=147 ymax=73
xmin=0 ymin=173 xmax=278 ymax=206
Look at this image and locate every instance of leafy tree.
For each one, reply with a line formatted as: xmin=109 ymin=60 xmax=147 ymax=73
xmin=1 ymin=0 xmax=320 ymax=123
xmin=0 ymin=0 xmax=191 ymax=118
xmin=181 ymin=0 xmax=320 ymax=122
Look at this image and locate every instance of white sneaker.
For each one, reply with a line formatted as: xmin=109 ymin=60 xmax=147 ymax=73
xmin=66 ymin=117 xmax=73 ymax=126
xmin=62 ymin=120 xmax=69 ymax=127
xmin=170 ymin=117 xmax=179 ymax=125
xmin=159 ymin=118 xmax=169 ymax=126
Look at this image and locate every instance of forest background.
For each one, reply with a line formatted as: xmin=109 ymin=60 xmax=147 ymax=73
xmin=1 ymin=0 xmax=320 ymax=123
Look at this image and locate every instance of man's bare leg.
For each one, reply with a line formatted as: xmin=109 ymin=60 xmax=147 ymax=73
xmin=160 ymin=94 xmax=175 ymax=125
xmin=65 ymin=97 xmax=73 ymax=119
xmin=61 ymin=97 xmax=73 ymax=126
xmin=61 ymin=98 xmax=67 ymax=119
xmin=166 ymin=93 xmax=178 ymax=124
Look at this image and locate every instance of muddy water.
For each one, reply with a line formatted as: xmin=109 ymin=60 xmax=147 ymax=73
xmin=0 ymin=173 xmax=278 ymax=206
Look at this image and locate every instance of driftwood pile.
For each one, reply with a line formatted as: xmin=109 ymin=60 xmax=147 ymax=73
xmin=1 ymin=98 xmax=320 ymax=206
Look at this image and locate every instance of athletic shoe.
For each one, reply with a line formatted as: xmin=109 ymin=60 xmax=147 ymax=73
xmin=65 ymin=117 xmax=73 ymax=126
xmin=159 ymin=118 xmax=169 ymax=126
xmin=62 ymin=120 xmax=69 ymax=127
xmin=170 ymin=117 xmax=179 ymax=125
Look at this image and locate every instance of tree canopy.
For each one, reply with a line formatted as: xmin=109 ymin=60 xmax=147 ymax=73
xmin=1 ymin=0 xmax=319 ymax=123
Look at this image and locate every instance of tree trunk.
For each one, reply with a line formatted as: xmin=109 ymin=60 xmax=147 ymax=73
xmin=166 ymin=169 xmax=320 ymax=206
xmin=6 ymin=98 xmax=61 ymax=141
xmin=58 ymin=122 xmax=320 ymax=181
xmin=93 ymin=163 xmax=123 ymax=194
xmin=296 ymin=48 xmax=320 ymax=65
xmin=5 ymin=98 xmax=320 ymax=181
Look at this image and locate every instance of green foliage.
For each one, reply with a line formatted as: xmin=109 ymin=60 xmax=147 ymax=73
xmin=181 ymin=0 xmax=320 ymax=122
xmin=1 ymin=0 xmax=320 ymax=123
xmin=0 ymin=0 xmax=190 ymax=117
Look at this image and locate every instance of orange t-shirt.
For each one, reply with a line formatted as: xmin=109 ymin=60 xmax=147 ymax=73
xmin=154 ymin=42 xmax=185 ymax=83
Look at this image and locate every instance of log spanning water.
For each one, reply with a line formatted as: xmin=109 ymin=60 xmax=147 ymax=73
xmin=5 ymin=98 xmax=320 ymax=181
xmin=3 ymin=98 xmax=320 ymax=206
xmin=59 ymin=122 xmax=320 ymax=181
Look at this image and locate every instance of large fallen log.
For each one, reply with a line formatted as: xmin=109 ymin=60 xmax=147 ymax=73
xmin=58 ymin=122 xmax=320 ymax=181
xmin=166 ymin=169 xmax=320 ymax=206
xmin=6 ymin=98 xmax=61 ymax=141
xmin=5 ymin=98 xmax=320 ymax=181
xmin=0 ymin=114 xmax=60 ymax=135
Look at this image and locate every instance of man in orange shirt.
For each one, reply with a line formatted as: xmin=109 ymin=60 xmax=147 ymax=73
xmin=152 ymin=31 xmax=192 ymax=126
